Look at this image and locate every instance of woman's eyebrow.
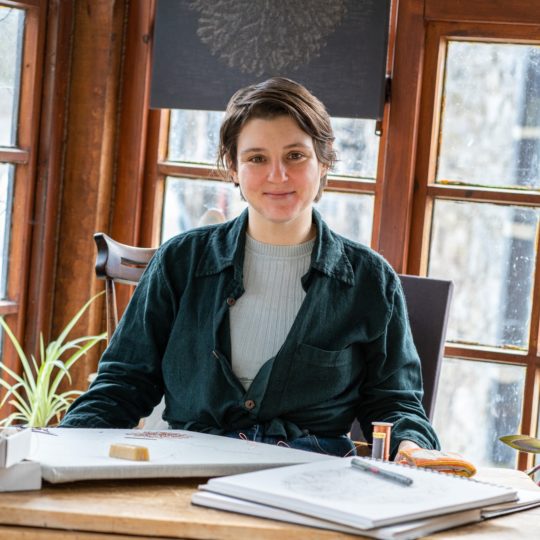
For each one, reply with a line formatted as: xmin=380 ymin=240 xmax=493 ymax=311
xmin=239 ymin=142 xmax=311 ymax=155
xmin=239 ymin=147 xmax=266 ymax=155
xmin=284 ymin=142 xmax=311 ymax=149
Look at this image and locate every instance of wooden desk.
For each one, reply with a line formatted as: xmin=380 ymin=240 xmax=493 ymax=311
xmin=0 ymin=468 xmax=538 ymax=539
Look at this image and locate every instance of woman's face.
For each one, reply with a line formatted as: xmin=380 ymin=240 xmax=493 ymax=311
xmin=232 ymin=115 xmax=325 ymax=238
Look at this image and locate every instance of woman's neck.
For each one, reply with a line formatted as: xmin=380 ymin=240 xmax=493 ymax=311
xmin=247 ymin=211 xmax=316 ymax=245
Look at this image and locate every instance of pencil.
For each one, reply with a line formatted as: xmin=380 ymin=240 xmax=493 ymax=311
xmin=351 ymin=458 xmax=414 ymax=487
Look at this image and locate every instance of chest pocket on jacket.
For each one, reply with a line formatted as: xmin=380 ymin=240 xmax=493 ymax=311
xmin=283 ymin=342 xmax=358 ymax=410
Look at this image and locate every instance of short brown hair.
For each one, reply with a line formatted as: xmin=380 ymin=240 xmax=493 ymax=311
xmin=218 ymin=77 xmax=336 ymax=201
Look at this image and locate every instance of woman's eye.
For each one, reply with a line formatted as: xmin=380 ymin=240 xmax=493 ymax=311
xmin=249 ymin=155 xmax=265 ymax=163
xmin=288 ymin=152 xmax=304 ymax=160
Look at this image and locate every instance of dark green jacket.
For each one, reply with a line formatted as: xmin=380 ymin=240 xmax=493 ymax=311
xmin=62 ymin=209 xmax=440 ymax=456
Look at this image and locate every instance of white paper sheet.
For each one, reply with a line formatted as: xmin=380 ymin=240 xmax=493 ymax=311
xmin=29 ymin=428 xmax=327 ymax=483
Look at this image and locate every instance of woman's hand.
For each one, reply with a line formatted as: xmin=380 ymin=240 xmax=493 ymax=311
xmin=394 ymin=439 xmax=421 ymax=462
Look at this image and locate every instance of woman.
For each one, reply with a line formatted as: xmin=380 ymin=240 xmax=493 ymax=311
xmin=62 ymin=77 xmax=440 ymax=459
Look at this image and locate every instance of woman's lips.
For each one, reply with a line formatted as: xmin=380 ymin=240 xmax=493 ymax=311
xmin=264 ymin=191 xmax=294 ymax=198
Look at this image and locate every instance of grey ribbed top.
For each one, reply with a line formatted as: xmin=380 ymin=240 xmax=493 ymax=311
xmin=230 ymin=235 xmax=315 ymax=390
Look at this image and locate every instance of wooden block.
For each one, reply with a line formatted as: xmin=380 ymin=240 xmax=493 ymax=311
xmin=109 ymin=443 xmax=150 ymax=461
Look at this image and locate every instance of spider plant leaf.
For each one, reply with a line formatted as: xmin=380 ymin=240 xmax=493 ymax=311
xmin=0 ymin=380 xmax=32 ymax=416
xmin=0 ymin=413 xmax=22 ymax=427
xmin=57 ymin=390 xmax=83 ymax=401
xmin=40 ymin=333 xmax=46 ymax=366
xmin=0 ymin=317 xmax=37 ymax=393
xmin=49 ymin=291 xmax=104 ymax=359
xmin=48 ymin=334 xmax=106 ymax=398
xmin=0 ymin=361 xmax=26 ymax=387
xmin=0 ymin=379 xmax=24 ymax=407
xmin=30 ymin=353 xmax=39 ymax=375
xmin=7 ymin=397 xmax=33 ymax=420
xmin=500 ymin=434 xmax=540 ymax=453
xmin=55 ymin=333 xmax=104 ymax=358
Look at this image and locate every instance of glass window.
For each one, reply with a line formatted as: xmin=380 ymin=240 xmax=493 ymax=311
xmin=0 ymin=6 xmax=25 ymax=147
xmin=163 ymin=109 xmax=379 ymax=243
xmin=168 ymin=110 xmax=224 ymax=165
xmin=437 ymin=41 xmax=540 ymax=189
xmin=0 ymin=163 xmax=14 ymax=298
xmin=167 ymin=110 xmax=380 ymax=179
xmin=433 ymin=357 xmax=525 ymax=468
xmin=428 ymin=200 xmax=539 ymax=349
xmin=315 ymin=192 xmax=373 ymax=245
xmin=161 ymin=178 xmax=246 ymax=241
xmin=162 ymin=178 xmax=374 ymax=245
xmin=331 ymin=117 xmax=379 ymax=179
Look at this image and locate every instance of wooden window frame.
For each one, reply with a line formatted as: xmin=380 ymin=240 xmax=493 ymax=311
xmin=0 ymin=0 xmax=46 ymax=382
xmin=407 ymin=8 xmax=540 ymax=470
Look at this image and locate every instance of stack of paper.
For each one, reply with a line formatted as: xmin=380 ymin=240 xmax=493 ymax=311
xmin=29 ymin=428 xmax=327 ymax=482
xmin=193 ymin=458 xmax=535 ymax=539
xmin=0 ymin=428 xmax=41 ymax=492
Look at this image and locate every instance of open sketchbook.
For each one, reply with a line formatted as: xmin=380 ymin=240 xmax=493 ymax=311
xmin=192 ymin=488 xmax=540 ymax=539
xmin=192 ymin=490 xmax=482 ymax=540
xmin=202 ymin=457 xmax=518 ymax=530
xmin=28 ymin=428 xmax=327 ymax=483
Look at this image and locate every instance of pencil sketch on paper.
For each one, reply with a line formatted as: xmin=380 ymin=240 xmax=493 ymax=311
xmin=187 ymin=0 xmax=347 ymax=75
xmin=282 ymin=467 xmax=445 ymax=506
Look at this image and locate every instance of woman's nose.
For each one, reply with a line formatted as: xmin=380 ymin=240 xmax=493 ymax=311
xmin=268 ymin=160 xmax=288 ymax=182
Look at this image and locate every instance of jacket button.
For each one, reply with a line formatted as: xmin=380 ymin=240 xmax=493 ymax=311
xmin=226 ymin=297 xmax=236 ymax=306
xmin=244 ymin=399 xmax=256 ymax=410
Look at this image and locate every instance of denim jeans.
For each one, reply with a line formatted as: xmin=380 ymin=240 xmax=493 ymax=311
xmin=223 ymin=425 xmax=357 ymax=457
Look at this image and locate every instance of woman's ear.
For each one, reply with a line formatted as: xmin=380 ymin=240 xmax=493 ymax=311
xmin=226 ymin=156 xmax=238 ymax=183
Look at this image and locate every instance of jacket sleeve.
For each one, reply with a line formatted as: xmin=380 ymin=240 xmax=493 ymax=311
xmin=61 ymin=248 xmax=177 ymax=428
xmin=356 ymin=275 xmax=441 ymax=458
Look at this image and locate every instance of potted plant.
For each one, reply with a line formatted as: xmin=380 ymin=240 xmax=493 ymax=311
xmin=0 ymin=294 xmax=107 ymax=427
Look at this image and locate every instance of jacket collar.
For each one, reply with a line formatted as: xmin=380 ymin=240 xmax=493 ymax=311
xmin=196 ymin=208 xmax=355 ymax=286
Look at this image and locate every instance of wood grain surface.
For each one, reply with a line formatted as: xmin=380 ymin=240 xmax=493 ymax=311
xmin=0 ymin=468 xmax=538 ymax=539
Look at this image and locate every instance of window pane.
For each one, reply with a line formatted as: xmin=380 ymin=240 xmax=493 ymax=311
xmin=316 ymin=191 xmax=373 ymax=245
xmin=161 ymin=178 xmax=246 ymax=242
xmin=428 ymin=200 xmax=540 ymax=349
xmin=433 ymin=358 xmax=525 ymax=468
xmin=437 ymin=41 xmax=540 ymax=189
xmin=167 ymin=111 xmax=379 ymax=178
xmin=331 ymin=117 xmax=379 ymax=178
xmin=168 ymin=110 xmax=224 ymax=165
xmin=0 ymin=163 xmax=14 ymax=298
xmin=0 ymin=6 xmax=25 ymax=147
xmin=161 ymin=178 xmax=373 ymax=246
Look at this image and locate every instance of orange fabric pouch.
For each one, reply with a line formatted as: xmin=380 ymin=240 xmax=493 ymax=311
xmin=397 ymin=448 xmax=477 ymax=477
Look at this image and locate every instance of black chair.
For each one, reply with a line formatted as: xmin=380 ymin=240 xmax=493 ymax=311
xmin=350 ymin=274 xmax=453 ymax=442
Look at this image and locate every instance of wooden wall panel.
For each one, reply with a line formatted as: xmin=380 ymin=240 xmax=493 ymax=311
xmin=24 ymin=0 xmax=73 ymax=355
xmin=109 ymin=0 xmax=155 ymax=317
xmin=51 ymin=0 xmax=126 ymax=389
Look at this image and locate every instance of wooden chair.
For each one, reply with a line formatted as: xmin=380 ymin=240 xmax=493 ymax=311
xmin=95 ymin=208 xmax=226 ymax=340
xmin=94 ymin=233 xmax=157 ymax=342
xmin=350 ymin=274 xmax=454 ymax=445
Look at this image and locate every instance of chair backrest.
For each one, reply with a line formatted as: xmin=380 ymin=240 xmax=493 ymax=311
xmin=94 ymin=207 xmax=227 ymax=342
xmin=350 ymin=274 xmax=453 ymax=442
xmin=94 ymin=233 xmax=157 ymax=341
xmin=399 ymin=274 xmax=453 ymax=420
